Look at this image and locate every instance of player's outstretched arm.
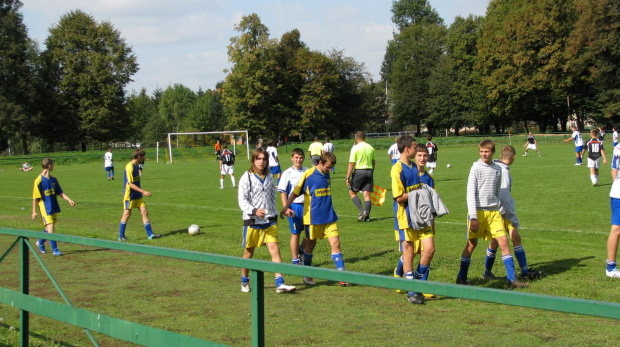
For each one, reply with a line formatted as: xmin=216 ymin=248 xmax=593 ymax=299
xmin=60 ymin=193 xmax=75 ymax=207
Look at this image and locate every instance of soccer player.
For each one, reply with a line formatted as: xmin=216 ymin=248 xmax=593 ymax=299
xmin=598 ymin=126 xmax=606 ymax=144
xmin=104 ymin=147 xmax=114 ymax=180
xmin=612 ymin=127 xmax=618 ymax=147
xmin=277 ymin=148 xmax=309 ymax=267
xmin=322 ymin=138 xmax=335 ymax=173
xmin=456 ymin=140 xmax=527 ymax=288
xmin=425 ymin=135 xmax=438 ymax=174
xmin=607 ymin=147 xmax=620 ymax=278
xmin=391 ymin=139 xmax=437 ymax=304
xmin=523 ymin=132 xmax=541 ymax=157
xmin=219 ymin=143 xmax=236 ymax=189
xmin=32 ymin=158 xmax=75 ymax=256
xmin=308 ymin=137 xmax=323 ymax=166
xmin=280 ymin=152 xmax=349 ymax=287
xmin=584 ymin=129 xmax=607 ymax=187
xmin=482 ymin=146 xmax=542 ymax=281
xmin=564 ymin=125 xmax=584 ymax=165
xmin=346 ymin=131 xmax=376 ymax=222
xmin=118 ymin=148 xmax=161 ymax=241
xmin=266 ymin=139 xmax=282 ymax=185
xmin=214 ymin=139 xmax=221 ymax=161
xmin=387 ymin=137 xmax=400 ymax=165
xmin=239 ymin=148 xmax=295 ymax=294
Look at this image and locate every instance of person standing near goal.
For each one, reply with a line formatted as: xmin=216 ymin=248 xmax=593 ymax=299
xmin=425 ymin=135 xmax=438 ymax=174
xmin=219 ymin=143 xmax=236 ymax=189
xmin=523 ymin=132 xmax=541 ymax=157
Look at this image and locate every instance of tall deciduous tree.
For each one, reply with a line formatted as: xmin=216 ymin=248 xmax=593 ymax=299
xmin=222 ymin=13 xmax=279 ymax=141
xmin=478 ymin=0 xmax=577 ymax=132
xmin=391 ymin=0 xmax=443 ymax=30
xmin=158 ymin=83 xmax=197 ymax=133
xmin=43 ymin=10 xmax=138 ymax=150
xmin=389 ymin=22 xmax=447 ymax=131
xmin=0 ymin=0 xmax=38 ymax=153
xmin=566 ymin=0 xmax=620 ymax=120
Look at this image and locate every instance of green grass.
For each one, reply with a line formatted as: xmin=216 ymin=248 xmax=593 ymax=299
xmin=1 ymin=139 xmax=619 ymax=346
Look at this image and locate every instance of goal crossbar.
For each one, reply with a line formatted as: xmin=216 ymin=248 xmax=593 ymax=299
xmin=166 ymin=130 xmax=249 ymax=164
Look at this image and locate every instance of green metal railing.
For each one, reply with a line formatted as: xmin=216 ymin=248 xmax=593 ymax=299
xmin=1 ymin=227 xmax=619 ymax=347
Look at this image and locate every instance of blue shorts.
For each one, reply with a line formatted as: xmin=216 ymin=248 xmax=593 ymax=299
xmin=105 ymin=166 xmax=114 ymax=172
xmin=287 ymin=203 xmax=307 ymax=235
xmin=575 ymin=146 xmax=583 ymax=153
xmin=269 ymin=165 xmax=282 ymax=175
xmin=613 ymin=156 xmax=620 ymax=170
xmin=611 ymin=198 xmax=620 ymax=226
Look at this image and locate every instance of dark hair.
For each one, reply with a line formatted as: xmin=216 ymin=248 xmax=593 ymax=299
xmin=291 ymin=148 xmax=305 ymax=157
xmin=249 ymin=147 xmax=269 ymax=175
xmin=355 ymin=131 xmax=365 ymax=140
xmin=320 ymin=152 xmax=337 ymax=165
xmin=426 ymin=134 xmax=432 ymax=141
xmin=267 ymin=139 xmax=275 ymax=147
xmin=222 ymin=143 xmax=228 ymax=149
xmin=415 ymin=143 xmax=427 ymax=154
xmin=500 ymin=145 xmax=516 ymax=159
xmin=41 ymin=157 xmax=54 ymax=169
xmin=397 ymin=135 xmax=415 ymax=153
xmin=132 ymin=148 xmax=146 ymax=159
xmin=479 ymin=139 xmax=495 ymax=152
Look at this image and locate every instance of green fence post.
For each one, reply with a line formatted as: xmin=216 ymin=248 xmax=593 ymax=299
xmin=251 ymin=270 xmax=265 ymax=347
xmin=19 ymin=237 xmax=29 ymax=347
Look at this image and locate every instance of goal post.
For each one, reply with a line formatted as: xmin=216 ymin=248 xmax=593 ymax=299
xmin=166 ymin=130 xmax=249 ymax=164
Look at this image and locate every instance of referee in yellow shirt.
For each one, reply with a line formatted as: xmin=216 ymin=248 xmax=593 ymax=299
xmin=308 ymin=137 xmax=323 ymax=166
xmin=346 ymin=131 xmax=376 ymax=222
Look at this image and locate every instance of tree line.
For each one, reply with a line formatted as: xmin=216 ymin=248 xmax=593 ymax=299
xmin=1 ymin=0 xmax=618 ymax=154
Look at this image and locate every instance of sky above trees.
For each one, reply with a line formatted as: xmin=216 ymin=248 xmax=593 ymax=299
xmin=20 ymin=0 xmax=490 ymax=93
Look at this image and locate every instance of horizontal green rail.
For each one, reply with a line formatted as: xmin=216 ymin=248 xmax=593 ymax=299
xmin=1 ymin=227 xmax=619 ymax=347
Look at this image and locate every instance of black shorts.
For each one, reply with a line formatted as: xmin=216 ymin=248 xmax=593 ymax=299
xmin=350 ymin=169 xmax=373 ymax=193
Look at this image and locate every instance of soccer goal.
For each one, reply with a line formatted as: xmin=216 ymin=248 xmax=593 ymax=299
xmin=166 ymin=130 xmax=249 ymax=164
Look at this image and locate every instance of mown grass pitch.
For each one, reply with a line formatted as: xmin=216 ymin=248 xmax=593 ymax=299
xmin=0 ymin=138 xmax=618 ymax=346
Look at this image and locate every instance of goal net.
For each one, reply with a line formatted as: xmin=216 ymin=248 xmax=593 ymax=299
xmin=166 ymin=131 xmax=249 ymax=164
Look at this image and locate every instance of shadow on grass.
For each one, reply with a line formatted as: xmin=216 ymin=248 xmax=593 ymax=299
xmin=0 ymin=323 xmax=80 ymax=347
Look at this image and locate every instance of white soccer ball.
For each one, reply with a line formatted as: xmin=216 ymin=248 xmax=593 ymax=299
xmin=447 ymin=164 xmax=451 ymax=168
xmin=188 ymin=224 xmax=200 ymax=235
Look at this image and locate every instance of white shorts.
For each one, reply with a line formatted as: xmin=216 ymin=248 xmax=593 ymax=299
xmin=587 ymin=157 xmax=601 ymax=169
xmin=527 ymin=144 xmax=537 ymax=150
xmin=426 ymin=161 xmax=437 ymax=169
xmin=221 ymin=164 xmax=234 ymax=175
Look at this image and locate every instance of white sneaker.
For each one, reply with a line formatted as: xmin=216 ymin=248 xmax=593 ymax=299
xmin=275 ymin=283 xmax=296 ymax=293
xmin=241 ymin=282 xmax=251 ymax=293
xmin=606 ymin=268 xmax=620 ymax=278
xmin=303 ymin=277 xmax=316 ymax=285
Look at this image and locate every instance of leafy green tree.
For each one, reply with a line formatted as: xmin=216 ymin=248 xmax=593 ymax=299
xmin=222 ymin=13 xmax=279 ymax=141
xmin=42 ymin=10 xmax=138 ymax=150
xmin=446 ymin=15 xmax=487 ymax=134
xmin=425 ymin=53 xmax=454 ymax=134
xmin=389 ymin=22 xmax=447 ymax=131
xmin=566 ymin=0 xmax=620 ymax=120
xmin=391 ymin=0 xmax=443 ymax=30
xmin=188 ymin=87 xmax=225 ymax=131
xmin=0 ymin=0 xmax=38 ymax=153
xmin=478 ymin=0 xmax=577 ymax=132
xmin=158 ymin=83 xmax=197 ymax=133
xmin=127 ymin=88 xmax=157 ymax=144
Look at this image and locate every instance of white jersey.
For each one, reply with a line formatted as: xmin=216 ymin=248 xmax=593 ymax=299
xmin=572 ymin=131 xmax=584 ymax=147
xmin=104 ymin=151 xmax=113 ymax=167
xmin=266 ymin=146 xmax=279 ymax=167
xmin=493 ymin=160 xmax=519 ymax=228
xmin=613 ymin=131 xmax=618 ymax=143
xmin=611 ymin=171 xmax=620 ymax=199
xmin=277 ymin=166 xmax=308 ymax=204
xmin=323 ymin=142 xmax=334 ymax=153
xmin=387 ymin=143 xmax=400 ymax=160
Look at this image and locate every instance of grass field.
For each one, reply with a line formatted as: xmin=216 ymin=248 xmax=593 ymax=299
xmin=0 ymin=138 xmax=619 ymax=346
